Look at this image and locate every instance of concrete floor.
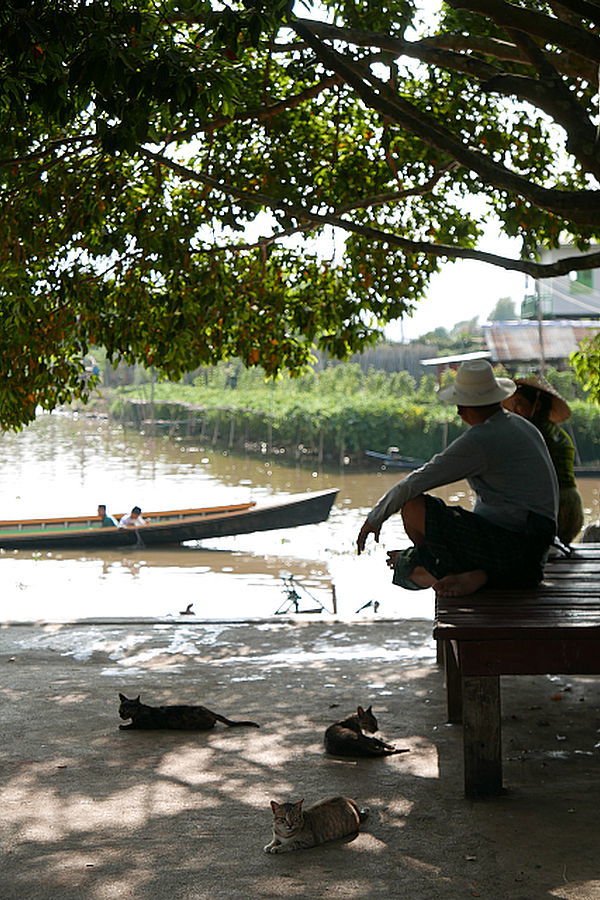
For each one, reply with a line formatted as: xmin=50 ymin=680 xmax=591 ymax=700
xmin=1 ymin=618 xmax=598 ymax=899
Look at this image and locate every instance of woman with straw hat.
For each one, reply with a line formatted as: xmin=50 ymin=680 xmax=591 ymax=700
xmin=357 ymin=359 xmax=558 ymax=597
xmin=503 ymin=376 xmax=584 ymax=545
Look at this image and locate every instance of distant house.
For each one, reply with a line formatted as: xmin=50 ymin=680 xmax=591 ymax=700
xmin=481 ymin=320 xmax=599 ymax=368
xmin=521 ymin=245 xmax=600 ymax=320
xmin=418 ymin=323 xmax=600 ymax=374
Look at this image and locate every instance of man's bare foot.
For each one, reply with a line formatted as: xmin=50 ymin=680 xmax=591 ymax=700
xmin=407 ymin=565 xmax=437 ymax=588
xmin=432 ymin=570 xmax=488 ymax=597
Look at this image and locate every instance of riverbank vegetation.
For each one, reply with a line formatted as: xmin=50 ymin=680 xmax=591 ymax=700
xmin=95 ymin=363 xmax=600 ymax=466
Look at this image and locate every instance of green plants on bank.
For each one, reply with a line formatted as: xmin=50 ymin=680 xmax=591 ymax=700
xmin=89 ymin=363 xmax=600 ymax=466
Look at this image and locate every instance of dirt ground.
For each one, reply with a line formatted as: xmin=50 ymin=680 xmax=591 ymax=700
xmin=0 ymin=618 xmax=598 ymax=899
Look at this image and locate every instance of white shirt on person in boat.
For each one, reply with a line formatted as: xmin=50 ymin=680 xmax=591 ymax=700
xmin=119 ymin=507 xmax=149 ymax=528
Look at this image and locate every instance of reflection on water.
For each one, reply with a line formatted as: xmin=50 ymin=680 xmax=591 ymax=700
xmin=1 ymin=412 xmax=599 ymax=623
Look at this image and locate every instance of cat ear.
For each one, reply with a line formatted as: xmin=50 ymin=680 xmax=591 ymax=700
xmin=119 ymin=693 xmax=127 ymax=701
xmin=366 ymin=705 xmax=373 ymax=713
xmin=135 ymin=695 xmax=141 ymax=702
xmin=294 ymin=799 xmax=304 ymax=810
xmin=357 ymin=706 xmax=365 ymax=715
xmin=270 ymin=800 xmax=280 ymax=812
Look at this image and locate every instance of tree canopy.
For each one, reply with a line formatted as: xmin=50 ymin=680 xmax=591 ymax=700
xmin=2 ymin=0 xmax=600 ymax=429
xmin=488 ymin=297 xmax=516 ymax=320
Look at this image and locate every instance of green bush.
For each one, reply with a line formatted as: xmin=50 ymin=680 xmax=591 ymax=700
xmin=96 ymin=362 xmax=600 ymax=465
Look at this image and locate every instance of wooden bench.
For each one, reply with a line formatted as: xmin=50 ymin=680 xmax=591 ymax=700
xmin=433 ymin=545 xmax=600 ymax=797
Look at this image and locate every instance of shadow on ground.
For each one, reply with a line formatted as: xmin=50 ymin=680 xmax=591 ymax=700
xmin=0 ymin=621 xmax=598 ymax=899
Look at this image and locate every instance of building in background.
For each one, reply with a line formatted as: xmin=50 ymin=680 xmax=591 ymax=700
xmin=481 ymin=319 xmax=599 ymax=369
xmin=521 ymin=245 xmax=600 ymax=320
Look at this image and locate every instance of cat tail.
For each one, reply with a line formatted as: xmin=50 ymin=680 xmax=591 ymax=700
xmin=215 ymin=714 xmax=260 ymax=728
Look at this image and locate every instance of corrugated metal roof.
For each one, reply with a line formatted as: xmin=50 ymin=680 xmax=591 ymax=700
xmin=482 ymin=320 xmax=599 ymax=363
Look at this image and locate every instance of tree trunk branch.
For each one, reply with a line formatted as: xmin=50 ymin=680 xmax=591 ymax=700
xmin=140 ymin=146 xmax=600 ymax=279
xmin=447 ymin=0 xmax=600 ymax=62
xmin=292 ymin=19 xmax=600 ymax=225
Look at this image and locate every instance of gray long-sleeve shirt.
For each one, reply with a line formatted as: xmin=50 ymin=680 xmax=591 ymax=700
xmin=367 ymin=409 xmax=558 ymax=533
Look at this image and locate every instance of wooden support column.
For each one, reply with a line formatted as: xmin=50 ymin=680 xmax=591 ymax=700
xmin=444 ymin=641 xmax=462 ymax=724
xmin=436 ymin=636 xmax=444 ymax=666
xmin=462 ymin=675 xmax=502 ymax=797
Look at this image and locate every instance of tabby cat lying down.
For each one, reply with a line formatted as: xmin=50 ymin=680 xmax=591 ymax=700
xmin=264 ymin=797 xmax=369 ymax=853
xmin=118 ymin=693 xmax=260 ymax=730
xmin=324 ymin=705 xmax=409 ymax=757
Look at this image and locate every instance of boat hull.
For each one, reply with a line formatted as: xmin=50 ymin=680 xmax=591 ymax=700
xmin=366 ymin=449 xmax=600 ymax=478
xmin=0 ymin=489 xmax=338 ymax=550
xmin=364 ymin=450 xmax=424 ymax=470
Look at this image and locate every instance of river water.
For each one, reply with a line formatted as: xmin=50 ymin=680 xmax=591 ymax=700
xmin=1 ymin=412 xmax=599 ymax=623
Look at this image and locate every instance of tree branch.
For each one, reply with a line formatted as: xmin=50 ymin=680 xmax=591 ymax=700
xmin=0 ymin=136 xmax=95 ymax=168
xmin=418 ymin=34 xmax=595 ymax=81
xmin=296 ymin=18 xmax=501 ymax=81
xmin=447 ymin=0 xmax=600 ymax=62
xmin=547 ymin=0 xmax=600 ymax=27
xmin=296 ymin=17 xmax=597 ymax=82
xmin=483 ymin=27 xmax=600 ymax=175
xmin=298 ymin=19 xmax=600 ymax=176
xmin=291 ymin=18 xmax=600 ymax=225
xmin=168 ymin=74 xmax=343 ymax=143
xmin=139 ymin=146 xmax=600 ymax=279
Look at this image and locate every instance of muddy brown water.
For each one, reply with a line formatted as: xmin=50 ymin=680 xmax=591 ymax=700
xmin=1 ymin=412 xmax=598 ymax=623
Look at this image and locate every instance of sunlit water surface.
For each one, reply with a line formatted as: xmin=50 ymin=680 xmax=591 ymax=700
xmin=1 ymin=412 xmax=599 ymax=623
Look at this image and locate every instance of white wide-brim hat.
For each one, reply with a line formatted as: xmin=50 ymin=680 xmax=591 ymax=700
xmin=437 ymin=359 xmax=516 ymax=406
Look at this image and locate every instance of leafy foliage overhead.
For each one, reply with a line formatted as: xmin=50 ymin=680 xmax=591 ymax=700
xmin=2 ymin=0 xmax=600 ymax=429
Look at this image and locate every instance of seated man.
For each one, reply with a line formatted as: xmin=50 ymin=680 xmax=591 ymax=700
xmin=357 ymin=360 xmax=558 ymax=597
xmin=119 ymin=506 xmax=149 ymax=528
xmin=97 ymin=504 xmax=118 ymax=527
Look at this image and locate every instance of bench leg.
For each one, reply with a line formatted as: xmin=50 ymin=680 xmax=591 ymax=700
xmin=444 ymin=641 xmax=463 ymax=724
xmin=462 ymin=675 xmax=503 ymax=797
xmin=436 ymin=637 xmax=444 ymax=666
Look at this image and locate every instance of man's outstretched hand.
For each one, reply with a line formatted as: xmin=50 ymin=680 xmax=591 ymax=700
xmin=356 ymin=518 xmax=381 ymax=554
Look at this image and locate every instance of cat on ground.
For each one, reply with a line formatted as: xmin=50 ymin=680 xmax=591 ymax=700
xmin=118 ymin=693 xmax=260 ymax=730
xmin=324 ymin=705 xmax=409 ymax=757
xmin=264 ymin=797 xmax=369 ymax=853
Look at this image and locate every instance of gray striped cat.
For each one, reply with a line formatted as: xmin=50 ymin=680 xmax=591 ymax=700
xmin=264 ymin=797 xmax=369 ymax=853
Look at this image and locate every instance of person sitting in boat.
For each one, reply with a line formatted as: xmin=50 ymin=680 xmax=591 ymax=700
xmin=97 ymin=504 xmax=118 ymax=527
xmin=119 ymin=506 xmax=149 ymax=528
xmin=502 ymin=376 xmax=584 ymax=545
xmin=356 ymin=359 xmax=558 ymax=598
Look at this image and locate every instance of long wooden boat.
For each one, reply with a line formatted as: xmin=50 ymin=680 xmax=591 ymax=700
xmin=366 ymin=449 xmax=600 ymax=478
xmin=0 ymin=489 xmax=338 ymax=551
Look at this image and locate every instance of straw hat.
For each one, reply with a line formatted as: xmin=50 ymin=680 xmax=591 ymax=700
xmin=437 ymin=359 xmax=516 ymax=406
xmin=509 ymin=375 xmax=572 ymax=423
